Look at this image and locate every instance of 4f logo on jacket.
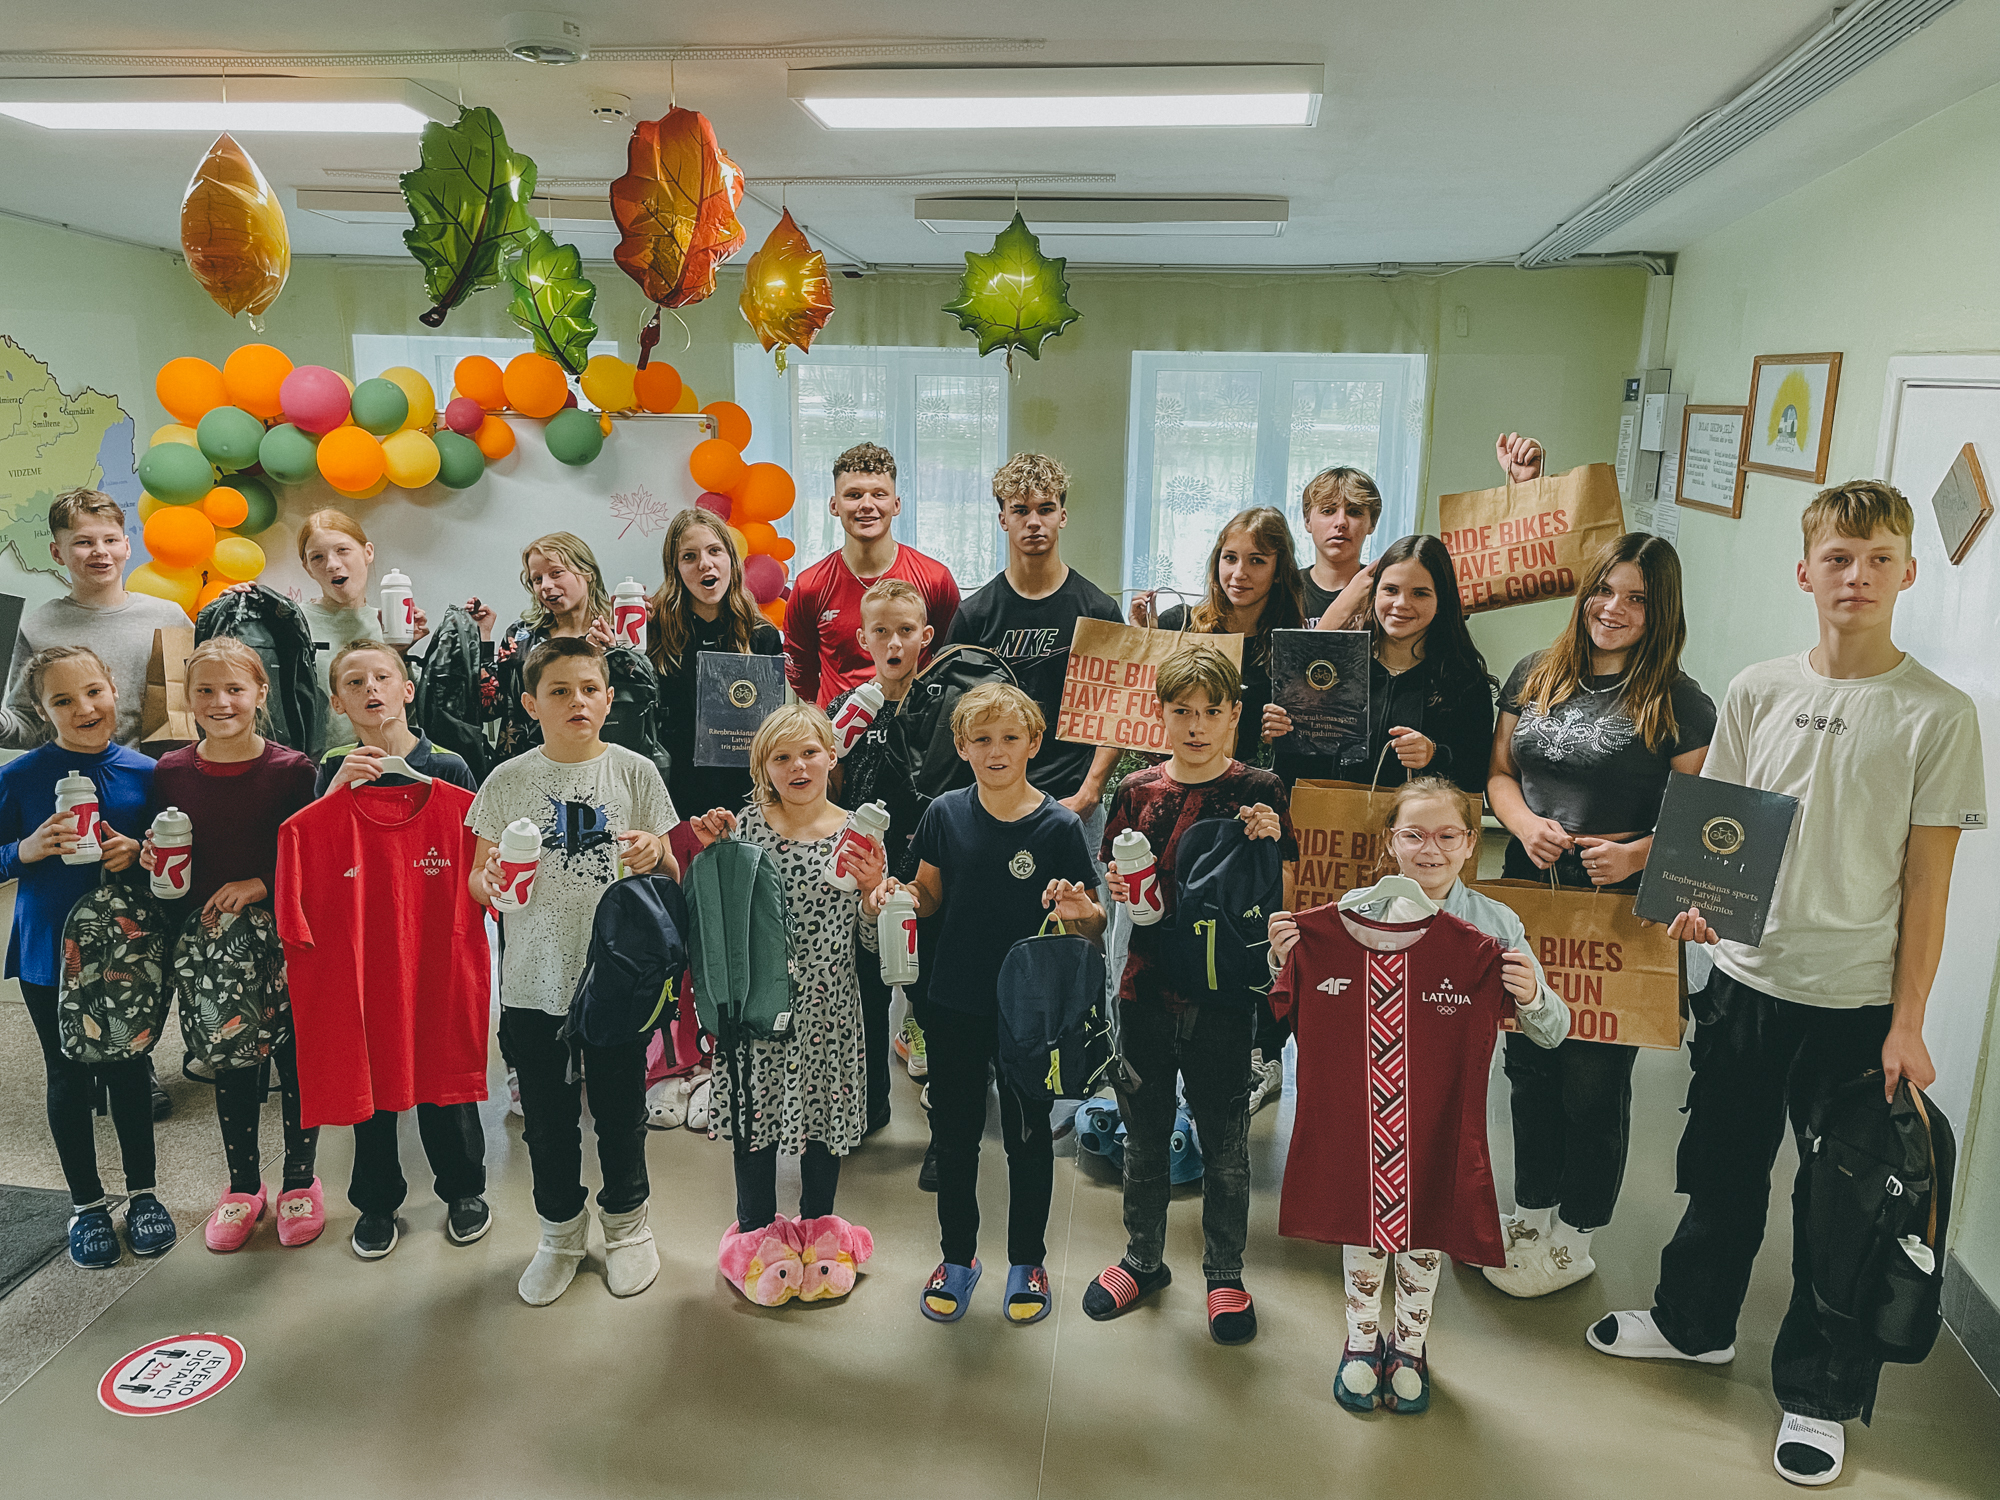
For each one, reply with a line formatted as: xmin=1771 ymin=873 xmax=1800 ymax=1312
xmin=1317 ymin=976 xmax=1353 ymax=995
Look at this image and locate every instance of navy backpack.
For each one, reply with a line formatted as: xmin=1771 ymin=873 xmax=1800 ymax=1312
xmin=564 ymin=872 xmax=689 ymax=1050
xmin=997 ymin=916 xmax=1110 ymax=1107
xmin=1162 ymin=818 xmax=1284 ymax=999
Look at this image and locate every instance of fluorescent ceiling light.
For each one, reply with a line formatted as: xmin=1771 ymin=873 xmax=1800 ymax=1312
xmin=917 ymin=195 xmax=1289 ymax=237
xmin=298 ymin=189 xmax=614 ymax=223
xmin=0 ymin=78 xmax=455 ymax=133
xmin=791 ymin=65 xmax=1322 ymax=129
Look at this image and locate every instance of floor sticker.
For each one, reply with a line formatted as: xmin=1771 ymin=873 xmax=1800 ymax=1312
xmin=97 ymin=1334 xmax=245 ymax=1416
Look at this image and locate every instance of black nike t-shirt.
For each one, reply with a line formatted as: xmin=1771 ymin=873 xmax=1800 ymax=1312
xmin=945 ymin=567 xmax=1123 ymax=800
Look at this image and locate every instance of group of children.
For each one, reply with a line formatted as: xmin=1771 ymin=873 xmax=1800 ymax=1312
xmin=6 ymin=423 xmax=1983 ymax=1489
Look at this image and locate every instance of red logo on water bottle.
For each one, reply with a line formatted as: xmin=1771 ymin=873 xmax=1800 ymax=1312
xmin=498 ymin=860 xmax=537 ymax=903
xmin=1129 ymin=859 xmax=1161 ymax=913
xmin=900 ymin=915 xmax=919 ymax=956
xmin=402 ymin=596 xmax=416 ymax=628
xmin=832 ymin=698 xmax=873 ymax=751
xmin=73 ymin=801 xmax=99 ymax=841
xmin=154 ymin=847 xmax=193 ymax=893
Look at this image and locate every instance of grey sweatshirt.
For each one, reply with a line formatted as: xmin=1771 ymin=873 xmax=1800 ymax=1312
xmin=0 ymin=592 xmax=194 ymax=750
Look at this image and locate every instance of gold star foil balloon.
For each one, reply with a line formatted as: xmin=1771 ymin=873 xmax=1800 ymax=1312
xmin=180 ymin=133 xmax=290 ymax=326
xmin=739 ymin=209 xmax=833 ymax=373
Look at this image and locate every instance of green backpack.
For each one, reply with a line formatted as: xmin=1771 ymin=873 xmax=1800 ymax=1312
xmin=172 ymin=905 xmax=289 ymax=1072
xmin=684 ymin=836 xmax=794 ymax=1045
xmin=58 ymin=878 xmax=172 ymax=1066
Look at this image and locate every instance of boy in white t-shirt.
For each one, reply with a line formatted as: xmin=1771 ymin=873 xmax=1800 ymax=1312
xmin=468 ymin=638 xmax=678 ymax=1307
xmin=1588 ymin=482 xmax=1985 ymax=1488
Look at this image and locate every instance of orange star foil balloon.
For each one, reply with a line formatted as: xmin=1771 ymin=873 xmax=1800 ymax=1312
xmin=739 ymin=210 xmax=833 ymax=373
xmin=180 ymin=133 xmax=290 ymax=326
xmin=610 ymin=107 xmax=745 ymax=311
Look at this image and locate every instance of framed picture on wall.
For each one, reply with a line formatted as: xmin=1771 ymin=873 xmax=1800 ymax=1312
xmin=1931 ymin=442 xmax=1993 ymax=565
xmin=1676 ymin=405 xmax=1749 ymax=517
xmin=1743 ymin=352 xmax=1842 ymax=482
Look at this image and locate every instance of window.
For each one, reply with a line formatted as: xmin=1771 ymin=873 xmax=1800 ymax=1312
xmin=1122 ymin=351 xmax=1425 ymax=594
xmin=734 ymin=343 xmax=1009 ymax=584
xmin=352 ymin=333 xmax=620 ymax=407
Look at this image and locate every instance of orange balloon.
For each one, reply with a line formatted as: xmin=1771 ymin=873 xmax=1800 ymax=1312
xmin=671 ymin=384 xmax=699 ymax=414
xmin=633 ymin=363 xmax=682 ymax=413
xmin=474 ymin=414 xmax=517 ymax=460
xmin=769 ymin=536 xmax=796 ymax=563
xmin=731 ymin=462 xmax=797 ymax=524
xmin=703 ymin=400 xmax=752 ymax=450
xmin=196 ymin=575 xmax=234 ymax=611
xmin=503 ymin=353 xmax=569 ymax=419
xmin=738 ymin=520 xmax=779 ymax=556
xmin=456 ymin=356 xmax=506 ymax=411
xmin=689 ymin=438 xmax=748 ymax=494
xmin=221 ymin=344 xmax=292 ymax=420
xmin=317 ymin=425 xmax=387 ymax=492
xmin=156 ymin=357 xmax=229 ymax=426
xmin=144 ymin=505 xmax=217 ymax=569
xmin=198 ymin=486 xmax=250 ymax=529
xmin=760 ymin=598 xmax=787 ymax=629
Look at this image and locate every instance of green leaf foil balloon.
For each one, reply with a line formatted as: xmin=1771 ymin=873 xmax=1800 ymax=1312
xmin=505 ymin=228 xmax=599 ymax=378
xmin=401 ymin=106 xmax=539 ymax=328
xmin=942 ymin=213 xmax=1081 ymax=368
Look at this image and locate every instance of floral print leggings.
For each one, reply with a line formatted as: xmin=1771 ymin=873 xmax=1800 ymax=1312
xmin=1343 ymin=1246 xmax=1444 ymax=1355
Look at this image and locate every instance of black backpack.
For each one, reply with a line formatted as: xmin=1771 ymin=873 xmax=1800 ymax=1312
xmin=996 ymin=917 xmax=1110 ymax=1107
xmin=1162 ymin=818 xmax=1284 ymax=999
xmin=563 ymin=872 xmax=688 ymax=1050
xmin=194 ymin=584 xmax=326 ymax=754
xmin=410 ymin=603 xmax=491 ymax=781
xmin=601 ymin=645 xmax=673 ymax=790
xmin=1804 ymin=1071 xmax=1957 ymax=1366
xmin=887 ymin=644 xmax=1017 ymax=803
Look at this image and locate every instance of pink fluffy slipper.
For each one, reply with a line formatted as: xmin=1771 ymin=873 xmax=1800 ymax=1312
xmin=274 ymin=1179 xmax=326 ymax=1247
xmin=796 ymin=1215 xmax=874 ymax=1302
xmin=718 ymin=1217 xmax=808 ymax=1306
xmin=205 ymin=1185 xmax=266 ymax=1252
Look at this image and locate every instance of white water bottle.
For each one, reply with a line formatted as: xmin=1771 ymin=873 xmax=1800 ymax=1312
xmin=380 ymin=567 xmax=414 ymax=645
xmin=878 ymin=886 xmax=920 ymax=986
xmin=612 ymin=577 xmax=648 ymax=649
xmin=490 ymin=818 xmax=542 ymax=912
xmin=831 ymin=680 xmax=885 ymax=756
xmin=1114 ymin=829 xmax=1163 ymax=927
xmin=55 ymin=770 xmax=101 ymax=865
xmin=825 ymin=801 xmax=891 ymax=892
xmin=149 ymin=807 xmax=194 ymax=899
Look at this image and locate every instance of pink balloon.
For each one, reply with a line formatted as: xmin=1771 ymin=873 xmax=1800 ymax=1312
xmin=562 ymin=389 xmax=579 ymax=409
xmin=445 ymin=396 xmax=485 ymax=435
xmin=743 ymin=553 xmax=787 ymax=604
xmin=279 ymin=365 xmax=351 ymax=435
xmin=695 ymin=491 xmax=733 ymax=522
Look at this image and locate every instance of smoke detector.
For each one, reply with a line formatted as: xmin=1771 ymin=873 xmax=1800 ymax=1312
xmin=503 ymin=12 xmax=589 ymax=65
xmin=589 ymin=89 xmax=630 ymax=123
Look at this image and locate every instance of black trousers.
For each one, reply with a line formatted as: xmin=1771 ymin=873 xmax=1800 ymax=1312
xmin=499 ymin=1007 xmax=649 ymax=1222
xmin=22 ymin=981 xmax=156 ymax=1206
xmin=349 ymin=1102 xmax=486 ymax=1215
xmin=214 ymin=1036 xmax=319 ymax=1196
xmin=917 ymin=999 xmax=1053 ymax=1269
xmin=733 ymin=1140 xmax=841 ymax=1231
xmin=856 ymin=952 xmax=894 ymax=1126
xmin=1651 ymin=971 xmax=1895 ymax=1422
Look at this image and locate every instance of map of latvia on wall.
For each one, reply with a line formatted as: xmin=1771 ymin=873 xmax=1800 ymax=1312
xmin=0 ymin=334 xmax=139 ymax=576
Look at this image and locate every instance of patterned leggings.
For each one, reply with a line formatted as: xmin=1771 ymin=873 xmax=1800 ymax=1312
xmin=213 ymin=1037 xmax=319 ymax=1196
xmin=1342 ymin=1245 xmax=1444 ymax=1356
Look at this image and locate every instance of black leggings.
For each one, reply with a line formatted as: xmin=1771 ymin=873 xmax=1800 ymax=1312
xmin=22 ymin=982 xmax=156 ymax=1206
xmin=213 ymin=1036 xmax=319 ymax=1195
xmin=733 ymin=1141 xmax=841 ymax=1231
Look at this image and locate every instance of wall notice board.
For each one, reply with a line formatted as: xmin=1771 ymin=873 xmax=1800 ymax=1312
xmin=1676 ymin=405 xmax=1748 ymax=518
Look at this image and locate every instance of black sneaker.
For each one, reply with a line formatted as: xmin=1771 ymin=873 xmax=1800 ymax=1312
xmin=149 ymin=1059 xmax=172 ymax=1121
xmin=446 ymin=1196 xmax=492 ymax=1245
xmin=918 ymin=1142 xmax=939 ymax=1193
xmin=352 ymin=1212 xmax=399 ymax=1259
xmin=863 ymin=1107 xmax=892 ymax=1139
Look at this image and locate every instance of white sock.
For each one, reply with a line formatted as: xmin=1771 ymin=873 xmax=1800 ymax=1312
xmin=1551 ymin=1218 xmax=1594 ymax=1263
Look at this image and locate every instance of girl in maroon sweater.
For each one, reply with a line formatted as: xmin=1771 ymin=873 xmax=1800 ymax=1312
xmin=144 ymin=638 xmax=318 ymax=1252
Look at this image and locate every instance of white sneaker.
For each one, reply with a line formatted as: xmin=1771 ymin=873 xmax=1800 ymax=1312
xmin=685 ymin=1074 xmax=713 ymax=1132
xmin=1585 ymin=1310 xmax=1734 ymax=1364
xmin=1773 ymin=1413 xmax=1845 ymax=1486
xmin=646 ymin=1075 xmax=693 ymax=1130
xmin=1246 ymin=1049 xmax=1282 ymax=1116
xmin=506 ymin=1068 xmax=523 ymax=1118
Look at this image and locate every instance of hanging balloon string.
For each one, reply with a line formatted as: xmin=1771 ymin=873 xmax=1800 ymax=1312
xmin=669 ymin=308 xmax=692 ymax=354
xmin=456 ymin=63 xmax=464 ymax=110
xmin=670 ymin=58 xmax=677 ymax=109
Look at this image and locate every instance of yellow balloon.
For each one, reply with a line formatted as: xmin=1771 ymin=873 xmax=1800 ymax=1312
xmin=379 ymin=365 xmax=436 ymax=432
xmin=138 ymin=494 xmax=166 ymax=523
xmin=151 ymin=423 xmax=200 ymax=448
xmin=211 ymin=536 xmax=267 ymax=582
xmin=334 ymin=475 xmax=389 ymax=500
xmin=382 ymin=428 xmax=442 ymax=489
xmin=127 ymin=561 xmax=200 ymax=613
xmin=580 ymin=355 xmax=639 ymax=414
xmin=670 ymin=384 xmax=699 ymax=414
xmin=726 ymin=524 xmax=749 ymax=556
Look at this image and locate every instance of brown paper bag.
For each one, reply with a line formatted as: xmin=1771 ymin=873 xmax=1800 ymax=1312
xmin=142 ymin=626 xmax=196 ymax=751
xmin=1438 ymin=462 xmax=1625 ymax=614
xmin=1475 ymin=877 xmax=1686 ymax=1050
xmin=1289 ymin=777 xmax=1487 ymax=910
xmin=1054 ymin=617 xmax=1243 ymax=753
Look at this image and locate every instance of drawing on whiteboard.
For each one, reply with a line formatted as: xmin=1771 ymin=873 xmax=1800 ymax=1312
xmin=609 ymin=485 xmax=675 ymax=539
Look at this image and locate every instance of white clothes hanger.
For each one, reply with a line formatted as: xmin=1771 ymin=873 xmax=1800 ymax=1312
xmin=371 ymin=753 xmax=431 ymax=784
xmin=1337 ymin=874 xmax=1438 ymax=916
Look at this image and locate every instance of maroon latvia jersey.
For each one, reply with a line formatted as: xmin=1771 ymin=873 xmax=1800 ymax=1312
xmin=1269 ymin=905 xmax=1508 ymax=1267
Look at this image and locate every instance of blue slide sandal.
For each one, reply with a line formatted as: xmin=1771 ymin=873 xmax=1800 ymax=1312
xmin=922 ymin=1259 xmax=981 ymax=1322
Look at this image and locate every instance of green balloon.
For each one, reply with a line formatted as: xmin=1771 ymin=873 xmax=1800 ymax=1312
xmin=195 ymin=405 xmax=265 ymax=472
xmin=350 ymin=377 xmax=410 ymax=437
xmin=433 ymin=430 xmax=486 ymax=489
xmin=258 ymin=423 xmax=319 ymax=486
xmin=545 ymin=407 xmax=604 ymax=467
xmin=220 ymin=475 xmax=278 ymax=535
xmin=137 ymin=440 xmax=216 ymax=504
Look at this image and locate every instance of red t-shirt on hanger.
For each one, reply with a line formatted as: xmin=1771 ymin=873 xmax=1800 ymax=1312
xmin=275 ymin=779 xmax=491 ymax=1128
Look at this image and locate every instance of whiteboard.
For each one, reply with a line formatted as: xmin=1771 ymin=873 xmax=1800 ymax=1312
xmin=263 ymin=413 xmax=713 ymax=624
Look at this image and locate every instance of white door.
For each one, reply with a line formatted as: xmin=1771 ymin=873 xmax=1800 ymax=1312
xmin=1876 ymin=359 xmax=2000 ymax=1129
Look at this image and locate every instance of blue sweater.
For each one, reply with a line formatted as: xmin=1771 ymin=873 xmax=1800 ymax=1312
xmin=0 ymin=741 xmax=155 ymax=987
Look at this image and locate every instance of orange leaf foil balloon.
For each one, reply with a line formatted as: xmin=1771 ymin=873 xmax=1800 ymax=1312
xmin=739 ymin=209 xmax=833 ymax=372
xmin=610 ymin=107 xmax=745 ymax=310
xmin=180 ymin=133 xmax=290 ymax=324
